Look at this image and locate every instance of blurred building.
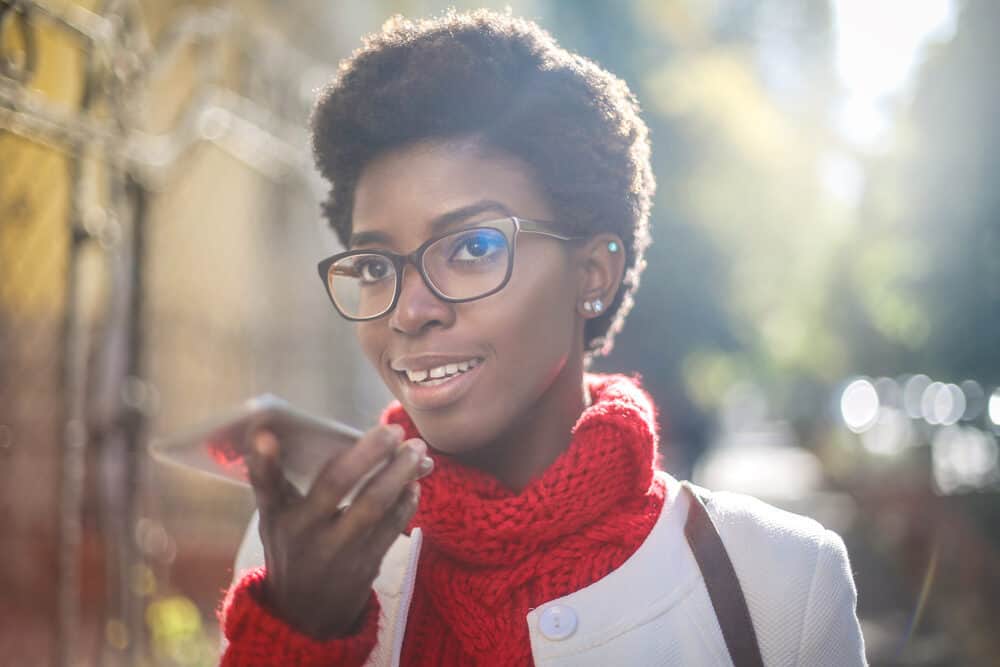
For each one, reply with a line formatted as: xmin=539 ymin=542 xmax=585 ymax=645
xmin=0 ymin=2 xmax=388 ymax=664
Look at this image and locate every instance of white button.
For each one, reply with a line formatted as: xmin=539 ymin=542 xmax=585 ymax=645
xmin=538 ymin=604 xmax=578 ymax=640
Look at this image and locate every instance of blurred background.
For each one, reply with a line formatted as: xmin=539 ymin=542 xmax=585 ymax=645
xmin=1 ymin=0 xmax=997 ymax=665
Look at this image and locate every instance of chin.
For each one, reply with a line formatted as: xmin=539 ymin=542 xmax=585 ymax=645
xmin=408 ymin=409 xmax=499 ymax=455
xmin=409 ymin=388 xmax=517 ymax=456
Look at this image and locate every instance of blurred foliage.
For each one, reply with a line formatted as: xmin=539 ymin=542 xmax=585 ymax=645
xmin=563 ymin=0 xmax=850 ymax=461
xmin=888 ymin=0 xmax=1000 ymax=383
xmin=146 ymin=595 xmax=215 ymax=666
xmin=554 ymin=0 xmax=999 ymax=468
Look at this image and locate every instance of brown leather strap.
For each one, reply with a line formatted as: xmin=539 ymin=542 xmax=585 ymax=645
xmin=681 ymin=481 xmax=765 ymax=667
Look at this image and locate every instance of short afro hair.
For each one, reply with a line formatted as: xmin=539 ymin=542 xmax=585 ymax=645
xmin=311 ymin=9 xmax=655 ymax=358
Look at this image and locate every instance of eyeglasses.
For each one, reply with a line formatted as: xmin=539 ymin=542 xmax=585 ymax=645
xmin=317 ymin=216 xmax=585 ymax=321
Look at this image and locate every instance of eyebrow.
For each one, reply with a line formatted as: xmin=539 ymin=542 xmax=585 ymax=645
xmin=349 ymin=200 xmax=514 ymax=249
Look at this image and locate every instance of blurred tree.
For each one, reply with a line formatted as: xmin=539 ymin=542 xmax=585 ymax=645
xmin=832 ymin=0 xmax=1000 ymax=388
xmin=896 ymin=0 xmax=1000 ymax=385
xmin=549 ymin=0 xmax=842 ymax=469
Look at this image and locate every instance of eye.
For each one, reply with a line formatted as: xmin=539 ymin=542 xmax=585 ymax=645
xmin=356 ymin=256 xmax=393 ymax=283
xmin=450 ymin=229 xmax=506 ymax=262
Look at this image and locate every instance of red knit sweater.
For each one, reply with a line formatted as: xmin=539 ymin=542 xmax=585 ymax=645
xmin=219 ymin=373 xmax=667 ymax=666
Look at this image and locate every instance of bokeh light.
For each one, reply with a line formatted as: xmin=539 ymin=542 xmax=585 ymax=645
xmin=874 ymin=377 xmax=902 ymax=409
xmin=902 ymin=374 xmax=932 ymax=419
xmin=860 ymin=407 xmax=914 ymax=456
xmin=960 ymin=380 xmax=986 ymax=421
xmin=932 ymin=425 xmax=1000 ymax=494
xmin=841 ymin=378 xmax=880 ymax=433
xmin=921 ymin=382 xmax=966 ymax=426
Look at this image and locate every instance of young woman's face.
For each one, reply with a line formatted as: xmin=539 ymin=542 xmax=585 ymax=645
xmin=350 ymin=140 xmax=584 ymax=453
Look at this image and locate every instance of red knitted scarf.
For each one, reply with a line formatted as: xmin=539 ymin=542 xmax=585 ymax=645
xmin=381 ymin=373 xmax=667 ymax=666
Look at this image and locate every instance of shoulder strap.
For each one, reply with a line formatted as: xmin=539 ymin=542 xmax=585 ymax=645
xmin=681 ymin=481 xmax=765 ymax=667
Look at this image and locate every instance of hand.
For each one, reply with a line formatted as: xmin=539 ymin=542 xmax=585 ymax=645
xmin=246 ymin=423 xmax=432 ymax=639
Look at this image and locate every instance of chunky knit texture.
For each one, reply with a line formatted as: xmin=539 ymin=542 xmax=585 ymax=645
xmin=219 ymin=373 xmax=666 ymax=666
xmin=219 ymin=568 xmax=381 ymax=666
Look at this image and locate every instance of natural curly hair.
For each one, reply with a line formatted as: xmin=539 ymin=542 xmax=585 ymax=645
xmin=311 ymin=9 xmax=655 ymax=358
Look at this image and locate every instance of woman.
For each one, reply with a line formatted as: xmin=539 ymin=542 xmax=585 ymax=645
xmin=219 ymin=10 xmax=867 ymax=666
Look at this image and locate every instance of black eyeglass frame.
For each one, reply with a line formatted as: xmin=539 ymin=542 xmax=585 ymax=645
xmin=316 ymin=216 xmax=586 ymax=321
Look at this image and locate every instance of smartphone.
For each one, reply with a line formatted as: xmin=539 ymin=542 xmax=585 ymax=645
xmin=150 ymin=394 xmax=376 ymax=505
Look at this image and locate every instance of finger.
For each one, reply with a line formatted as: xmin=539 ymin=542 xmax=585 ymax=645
xmin=304 ymin=424 xmax=405 ymax=519
xmin=361 ymin=481 xmax=420 ymax=561
xmin=247 ymin=429 xmax=299 ymax=516
xmin=335 ymin=438 xmax=428 ymax=545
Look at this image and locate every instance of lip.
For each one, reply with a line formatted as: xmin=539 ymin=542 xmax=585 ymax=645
xmin=392 ymin=357 xmax=485 ymax=411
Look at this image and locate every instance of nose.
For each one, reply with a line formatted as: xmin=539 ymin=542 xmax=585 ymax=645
xmin=388 ymin=262 xmax=454 ymax=335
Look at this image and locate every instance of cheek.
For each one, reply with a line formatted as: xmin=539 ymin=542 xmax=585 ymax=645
xmin=485 ymin=254 xmax=578 ymax=366
xmin=355 ymin=322 xmax=385 ymax=368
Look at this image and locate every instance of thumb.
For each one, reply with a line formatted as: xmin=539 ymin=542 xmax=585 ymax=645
xmin=247 ymin=429 xmax=296 ymax=515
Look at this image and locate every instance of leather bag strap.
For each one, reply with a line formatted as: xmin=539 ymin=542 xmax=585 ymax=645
xmin=681 ymin=481 xmax=765 ymax=667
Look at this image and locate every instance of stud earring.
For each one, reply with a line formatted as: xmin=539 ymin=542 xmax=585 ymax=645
xmin=592 ymin=299 xmax=604 ymax=313
xmin=583 ymin=299 xmax=604 ymax=314
xmin=583 ymin=300 xmax=593 ymax=313
xmin=607 ymin=241 xmax=619 ymax=253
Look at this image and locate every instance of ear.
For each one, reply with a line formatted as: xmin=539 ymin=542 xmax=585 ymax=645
xmin=575 ymin=234 xmax=626 ymax=318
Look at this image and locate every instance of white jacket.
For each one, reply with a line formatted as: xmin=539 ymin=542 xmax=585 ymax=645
xmin=231 ymin=470 xmax=868 ymax=666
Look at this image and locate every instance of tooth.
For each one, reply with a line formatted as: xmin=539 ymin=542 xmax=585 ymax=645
xmin=429 ymin=366 xmax=446 ymax=379
xmin=408 ymin=369 xmax=428 ymax=382
xmin=446 ymin=363 xmax=458 ymax=375
xmin=457 ymin=360 xmax=469 ymax=372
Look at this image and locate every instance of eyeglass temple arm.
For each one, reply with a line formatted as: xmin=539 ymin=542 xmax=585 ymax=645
xmin=516 ymin=218 xmax=587 ymax=241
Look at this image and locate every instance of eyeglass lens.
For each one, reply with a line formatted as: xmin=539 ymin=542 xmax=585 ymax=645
xmin=327 ymin=226 xmax=511 ymax=319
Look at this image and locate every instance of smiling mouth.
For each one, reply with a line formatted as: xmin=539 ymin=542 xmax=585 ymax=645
xmin=395 ymin=357 xmax=484 ymax=387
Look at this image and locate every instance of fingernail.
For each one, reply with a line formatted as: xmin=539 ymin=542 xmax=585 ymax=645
xmin=419 ymin=455 xmax=434 ymax=476
xmin=254 ymin=430 xmax=276 ymax=455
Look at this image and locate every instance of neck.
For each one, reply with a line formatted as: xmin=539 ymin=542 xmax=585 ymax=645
xmin=451 ymin=353 xmax=588 ymax=493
